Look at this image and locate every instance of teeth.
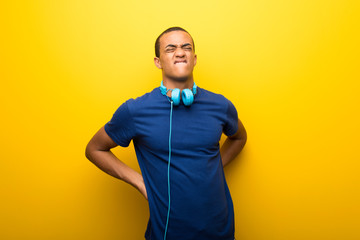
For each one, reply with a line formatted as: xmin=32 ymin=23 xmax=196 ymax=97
xmin=175 ymin=62 xmax=186 ymax=64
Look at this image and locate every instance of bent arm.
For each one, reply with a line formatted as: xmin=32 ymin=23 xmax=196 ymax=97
xmin=220 ymin=118 xmax=247 ymax=167
xmin=85 ymin=126 xmax=147 ymax=200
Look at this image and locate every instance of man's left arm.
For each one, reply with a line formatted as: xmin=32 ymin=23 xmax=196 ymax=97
xmin=220 ymin=118 xmax=247 ymax=167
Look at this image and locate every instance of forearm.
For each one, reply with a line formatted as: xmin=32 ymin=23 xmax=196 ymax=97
xmin=220 ymin=137 xmax=246 ymax=167
xmin=86 ymin=149 xmax=143 ymax=190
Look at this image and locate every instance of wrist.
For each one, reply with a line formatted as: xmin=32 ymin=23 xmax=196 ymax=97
xmin=133 ymin=172 xmax=144 ymax=190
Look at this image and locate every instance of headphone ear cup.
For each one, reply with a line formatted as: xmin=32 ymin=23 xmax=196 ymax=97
xmin=171 ymin=88 xmax=181 ymax=106
xmin=160 ymin=83 xmax=167 ymax=95
xmin=181 ymin=89 xmax=194 ymax=106
xmin=192 ymin=82 xmax=197 ymax=95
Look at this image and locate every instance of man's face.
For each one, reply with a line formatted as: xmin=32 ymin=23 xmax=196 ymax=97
xmin=154 ymin=31 xmax=197 ymax=81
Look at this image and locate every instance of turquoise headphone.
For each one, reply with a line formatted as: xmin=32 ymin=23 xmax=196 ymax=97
xmin=160 ymin=80 xmax=197 ymax=106
xmin=159 ymin=80 xmax=197 ymax=240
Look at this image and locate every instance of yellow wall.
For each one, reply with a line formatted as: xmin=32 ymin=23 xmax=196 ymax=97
xmin=1 ymin=0 xmax=359 ymax=239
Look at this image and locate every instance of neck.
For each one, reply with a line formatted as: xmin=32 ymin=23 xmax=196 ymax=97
xmin=162 ymin=75 xmax=195 ymax=97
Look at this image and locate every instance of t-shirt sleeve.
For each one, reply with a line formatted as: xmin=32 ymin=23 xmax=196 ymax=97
xmin=104 ymin=100 xmax=136 ymax=147
xmin=223 ymin=98 xmax=239 ymax=136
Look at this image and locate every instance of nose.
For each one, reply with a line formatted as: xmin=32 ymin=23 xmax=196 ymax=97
xmin=174 ymin=47 xmax=186 ymax=57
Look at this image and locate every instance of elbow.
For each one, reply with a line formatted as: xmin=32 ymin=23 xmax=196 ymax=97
xmin=85 ymin=141 xmax=111 ymax=160
xmin=85 ymin=142 xmax=93 ymax=160
xmin=241 ymin=130 xmax=247 ymax=147
xmin=243 ymin=130 xmax=247 ymax=143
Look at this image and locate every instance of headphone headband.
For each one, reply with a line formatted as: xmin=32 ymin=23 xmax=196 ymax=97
xmin=160 ymin=80 xmax=197 ymax=95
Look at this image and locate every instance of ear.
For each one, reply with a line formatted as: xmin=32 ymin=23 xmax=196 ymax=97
xmin=154 ymin=57 xmax=162 ymax=69
xmin=194 ymin=54 xmax=197 ymax=66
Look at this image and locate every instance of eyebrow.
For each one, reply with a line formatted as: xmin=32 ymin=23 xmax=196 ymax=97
xmin=165 ymin=43 xmax=192 ymax=49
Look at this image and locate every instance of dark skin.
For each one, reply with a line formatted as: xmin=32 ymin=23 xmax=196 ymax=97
xmin=85 ymin=121 xmax=247 ymax=201
xmin=85 ymin=126 xmax=148 ymax=200
xmin=85 ymin=30 xmax=247 ymax=201
xmin=220 ymin=118 xmax=247 ymax=167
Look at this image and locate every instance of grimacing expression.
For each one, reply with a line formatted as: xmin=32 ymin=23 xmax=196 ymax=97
xmin=154 ymin=31 xmax=197 ymax=81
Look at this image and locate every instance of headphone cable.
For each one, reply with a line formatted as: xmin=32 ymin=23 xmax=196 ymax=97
xmin=164 ymin=100 xmax=173 ymax=240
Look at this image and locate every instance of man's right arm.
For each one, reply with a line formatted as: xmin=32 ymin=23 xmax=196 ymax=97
xmin=85 ymin=126 xmax=148 ymax=200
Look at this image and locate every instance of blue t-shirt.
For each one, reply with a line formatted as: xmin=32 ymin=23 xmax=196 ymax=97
xmin=104 ymin=86 xmax=239 ymax=240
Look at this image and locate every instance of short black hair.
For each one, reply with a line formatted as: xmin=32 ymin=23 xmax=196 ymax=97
xmin=155 ymin=26 xmax=195 ymax=58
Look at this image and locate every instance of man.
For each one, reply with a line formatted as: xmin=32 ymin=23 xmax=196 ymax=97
xmin=85 ymin=26 xmax=247 ymax=240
